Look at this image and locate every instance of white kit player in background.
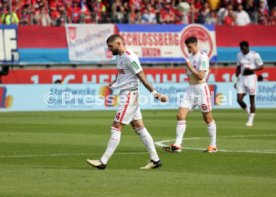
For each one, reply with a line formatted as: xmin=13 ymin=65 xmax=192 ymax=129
xmin=87 ymin=34 xmax=168 ymax=170
xmin=235 ymin=41 xmax=264 ymax=126
xmin=163 ymin=36 xmax=217 ymax=153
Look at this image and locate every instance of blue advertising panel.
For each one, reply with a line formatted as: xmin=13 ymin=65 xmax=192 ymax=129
xmin=0 ymin=82 xmax=275 ymax=112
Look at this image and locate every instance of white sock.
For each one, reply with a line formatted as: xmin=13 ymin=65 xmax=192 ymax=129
xmin=100 ymin=127 xmax=121 ymax=165
xmin=207 ymin=120 xmax=216 ymax=147
xmin=244 ymin=107 xmax=250 ymax=114
xmin=247 ymin=113 xmax=255 ymax=124
xmin=136 ymin=127 xmax=159 ymax=162
xmin=174 ymin=120 xmax=186 ymax=147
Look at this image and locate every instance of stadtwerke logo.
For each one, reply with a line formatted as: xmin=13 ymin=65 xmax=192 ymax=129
xmin=0 ymin=87 xmax=13 ymax=108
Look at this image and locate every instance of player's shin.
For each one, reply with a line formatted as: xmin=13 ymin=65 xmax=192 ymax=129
xmin=207 ymin=120 xmax=217 ymax=147
xmin=175 ymin=120 xmax=186 ymax=147
xmin=136 ymin=127 xmax=160 ymax=162
xmin=100 ymin=127 xmax=121 ymax=164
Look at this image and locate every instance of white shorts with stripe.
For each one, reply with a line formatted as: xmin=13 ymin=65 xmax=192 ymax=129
xmin=236 ymin=74 xmax=257 ymax=95
xmin=179 ymin=83 xmax=212 ymax=112
xmin=114 ymin=89 xmax=142 ymax=125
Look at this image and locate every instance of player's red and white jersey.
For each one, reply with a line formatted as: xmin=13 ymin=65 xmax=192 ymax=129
xmin=110 ymin=49 xmax=142 ymax=91
xmin=237 ymin=51 xmax=263 ymax=74
xmin=186 ymin=51 xmax=209 ymax=81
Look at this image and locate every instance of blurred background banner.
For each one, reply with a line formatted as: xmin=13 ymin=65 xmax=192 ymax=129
xmin=65 ymin=24 xmax=116 ymax=63
xmin=118 ymin=24 xmax=217 ymax=63
xmin=14 ymin=25 xmax=276 ymax=65
xmin=2 ymin=67 xmax=276 ymax=84
xmin=0 ymin=25 xmax=19 ymax=64
xmin=0 ymin=82 xmax=275 ymax=112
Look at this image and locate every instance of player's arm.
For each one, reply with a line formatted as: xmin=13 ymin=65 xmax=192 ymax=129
xmin=128 ymin=57 xmax=168 ymax=102
xmin=252 ymin=53 xmax=264 ymax=71
xmin=108 ymin=75 xmax=117 ymax=93
xmin=236 ymin=66 xmax=241 ymax=77
xmin=236 ymin=54 xmax=242 ymax=77
xmin=185 ymin=56 xmax=207 ymax=80
xmin=136 ymin=71 xmax=168 ymax=102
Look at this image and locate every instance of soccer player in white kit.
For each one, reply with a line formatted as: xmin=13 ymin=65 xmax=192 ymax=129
xmin=87 ymin=34 xmax=168 ymax=170
xmin=235 ymin=41 xmax=264 ymax=126
xmin=163 ymin=36 xmax=217 ymax=153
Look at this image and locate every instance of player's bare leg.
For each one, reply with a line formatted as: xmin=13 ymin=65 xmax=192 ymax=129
xmin=202 ymin=112 xmax=217 ymax=152
xmin=131 ymin=119 xmax=162 ymax=169
xmin=246 ymin=95 xmax=256 ymax=126
xmin=87 ymin=121 xmax=123 ymax=170
xmin=237 ymin=93 xmax=249 ymax=114
xmin=163 ymin=107 xmax=189 ymax=153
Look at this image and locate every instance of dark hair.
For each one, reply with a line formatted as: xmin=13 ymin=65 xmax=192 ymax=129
xmin=240 ymin=41 xmax=249 ymax=48
xmin=106 ymin=34 xmax=123 ymax=44
xmin=185 ymin=36 xmax=198 ymax=45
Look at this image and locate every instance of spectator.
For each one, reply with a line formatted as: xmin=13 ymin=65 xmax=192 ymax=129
xmin=18 ymin=3 xmax=33 ymax=25
xmin=160 ymin=1 xmax=176 ymax=23
xmin=153 ymin=0 xmax=165 ymax=23
xmin=34 ymin=6 xmax=52 ymax=26
xmin=269 ymin=6 xmax=276 ymax=25
xmin=141 ymin=4 xmax=157 ymax=24
xmin=205 ymin=10 xmax=218 ymax=24
xmin=2 ymin=6 xmax=19 ymax=25
xmin=112 ymin=0 xmax=125 ymax=23
xmin=70 ymin=0 xmax=81 ymax=23
xmin=197 ymin=2 xmax=210 ymax=23
xmin=220 ymin=4 xmax=236 ymax=25
xmin=128 ymin=4 xmax=141 ymax=24
xmin=177 ymin=0 xmax=190 ymax=24
xmin=235 ymin=4 xmax=251 ymax=26
xmin=243 ymin=0 xmax=256 ymax=22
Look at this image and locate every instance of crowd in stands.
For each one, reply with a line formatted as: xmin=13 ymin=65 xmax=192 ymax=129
xmin=0 ymin=0 xmax=275 ymax=26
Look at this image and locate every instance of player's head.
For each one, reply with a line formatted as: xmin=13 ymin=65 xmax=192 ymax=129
xmin=239 ymin=41 xmax=249 ymax=55
xmin=185 ymin=36 xmax=198 ymax=54
xmin=106 ymin=34 xmax=125 ymax=55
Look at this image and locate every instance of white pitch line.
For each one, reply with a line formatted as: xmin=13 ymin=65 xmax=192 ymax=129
xmin=0 ymin=152 xmax=147 ymax=158
xmin=155 ymin=134 xmax=276 ymax=154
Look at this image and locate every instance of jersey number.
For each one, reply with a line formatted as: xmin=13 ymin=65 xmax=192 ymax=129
xmin=201 ymin=104 xmax=208 ymax=111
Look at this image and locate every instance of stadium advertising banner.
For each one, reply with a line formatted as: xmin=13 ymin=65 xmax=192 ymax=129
xmin=0 ymin=25 xmax=19 ymax=64
xmin=117 ymin=24 xmax=217 ymax=63
xmin=65 ymin=24 xmax=116 ymax=62
xmin=2 ymin=67 xmax=276 ymax=84
xmin=0 ymin=82 xmax=275 ymax=112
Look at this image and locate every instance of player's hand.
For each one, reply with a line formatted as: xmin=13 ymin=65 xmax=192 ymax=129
xmin=108 ymin=82 xmax=114 ymax=94
xmin=155 ymin=93 xmax=169 ymax=102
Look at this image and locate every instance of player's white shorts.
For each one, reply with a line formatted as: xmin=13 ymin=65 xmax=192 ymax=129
xmin=179 ymin=83 xmax=212 ymax=112
xmin=114 ymin=89 xmax=142 ymax=124
xmin=237 ymin=75 xmax=257 ymax=95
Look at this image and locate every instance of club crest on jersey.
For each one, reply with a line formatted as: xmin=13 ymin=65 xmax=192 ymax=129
xmin=180 ymin=24 xmax=213 ymax=59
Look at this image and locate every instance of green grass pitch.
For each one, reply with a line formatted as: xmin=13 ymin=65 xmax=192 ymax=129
xmin=0 ymin=109 xmax=276 ymax=197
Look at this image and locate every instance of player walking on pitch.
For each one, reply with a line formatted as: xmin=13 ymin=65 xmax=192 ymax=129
xmin=235 ymin=41 xmax=264 ymax=126
xmin=163 ymin=36 xmax=217 ymax=153
xmin=87 ymin=34 xmax=168 ymax=170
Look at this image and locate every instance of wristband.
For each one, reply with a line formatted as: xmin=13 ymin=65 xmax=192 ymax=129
xmin=151 ymin=90 xmax=158 ymax=97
